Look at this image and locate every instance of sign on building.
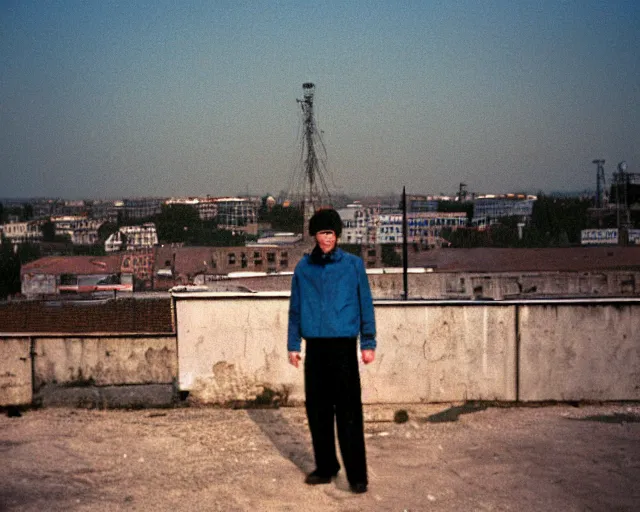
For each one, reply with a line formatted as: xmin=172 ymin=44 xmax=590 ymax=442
xmin=580 ymin=229 xmax=619 ymax=245
xmin=628 ymin=229 xmax=640 ymax=246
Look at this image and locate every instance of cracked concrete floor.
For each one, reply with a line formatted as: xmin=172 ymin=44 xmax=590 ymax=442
xmin=1 ymin=403 xmax=639 ymax=511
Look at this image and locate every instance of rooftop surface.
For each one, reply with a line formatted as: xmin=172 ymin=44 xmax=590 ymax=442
xmin=410 ymin=246 xmax=640 ymax=272
xmin=1 ymin=403 xmax=638 ymax=511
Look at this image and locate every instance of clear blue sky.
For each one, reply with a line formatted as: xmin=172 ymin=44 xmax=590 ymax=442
xmin=1 ymin=0 xmax=638 ymax=200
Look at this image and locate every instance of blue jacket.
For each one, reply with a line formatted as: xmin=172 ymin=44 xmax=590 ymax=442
xmin=287 ymin=247 xmax=377 ymax=352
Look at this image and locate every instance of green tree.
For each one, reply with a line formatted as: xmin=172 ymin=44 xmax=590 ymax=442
xmin=341 ymin=244 xmax=362 ymax=257
xmin=525 ymin=195 xmax=591 ymax=247
xmin=21 ymin=203 xmax=34 ymax=221
xmin=381 ymin=245 xmax=402 ymax=267
xmin=155 ymin=204 xmax=201 ymax=244
xmin=72 ymin=245 xmax=106 ymax=256
xmin=261 ymin=205 xmax=303 ymax=233
xmin=438 ymin=200 xmax=473 ymax=221
xmin=41 ymin=220 xmax=57 ymax=242
xmin=0 ymin=242 xmax=22 ymax=299
xmin=442 ymin=227 xmax=491 ymax=248
xmin=98 ymin=222 xmax=118 ymax=243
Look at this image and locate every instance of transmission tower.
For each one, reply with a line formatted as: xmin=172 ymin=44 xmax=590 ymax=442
xmin=593 ymin=159 xmax=606 ymax=208
xmin=288 ymin=82 xmax=333 ymax=238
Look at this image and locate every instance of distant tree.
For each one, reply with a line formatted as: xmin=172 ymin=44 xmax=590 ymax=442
xmin=443 ymin=227 xmax=491 ymax=248
xmin=0 ymin=240 xmax=20 ymax=299
xmin=16 ymin=243 xmax=41 ymax=264
xmin=525 ymin=195 xmax=591 ymax=247
xmin=41 ymin=220 xmax=57 ymax=242
xmin=341 ymin=244 xmax=362 ymax=257
xmin=438 ymin=201 xmax=473 ymax=221
xmin=40 ymin=220 xmax=71 ymax=244
xmin=261 ymin=205 xmax=303 ymax=233
xmin=98 ymin=222 xmax=118 ymax=243
xmin=72 ymin=245 xmax=106 ymax=256
xmin=381 ymin=244 xmax=402 ymax=267
xmin=21 ymin=203 xmax=34 ymax=221
xmin=0 ymin=202 xmax=4 ymax=222
xmin=155 ymin=204 xmax=201 ymax=244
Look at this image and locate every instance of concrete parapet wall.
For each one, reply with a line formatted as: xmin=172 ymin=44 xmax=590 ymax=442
xmin=1 ymin=296 xmax=639 ymax=407
xmin=367 ymin=304 xmax=516 ymax=402
xmin=173 ymin=294 xmax=640 ymax=405
xmin=33 ymin=335 xmax=177 ymax=388
xmin=174 ymin=295 xmax=292 ymax=404
xmin=0 ymin=337 xmax=32 ymax=406
xmin=0 ymin=335 xmax=177 ymax=407
xmin=519 ymin=303 xmax=640 ymax=401
xmin=205 ymin=270 xmax=640 ymax=300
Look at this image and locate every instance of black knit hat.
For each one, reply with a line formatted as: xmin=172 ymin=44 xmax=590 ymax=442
xmin=309 ymin=208 xmax=342 ymax=237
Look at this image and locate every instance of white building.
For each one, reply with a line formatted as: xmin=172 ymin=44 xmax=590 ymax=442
xmin=337 ymin=204 xmax=379 ymax=245
xmin=336 ymin=207 xmax=468 ymax=247
xmin=214 ymin=197 xmax=259 ymax=235
xmin=0 ymin=221 xmax=43 ymax=246
xmin=472 ymin=194 xmax=537 ymax=226
xmin=105 ymin=223 xmax=158 ymax=252
xmin=376 ymin=212 xmax=467 ymax=246
xmin=50 ymin=215 xmax=104 ymax=245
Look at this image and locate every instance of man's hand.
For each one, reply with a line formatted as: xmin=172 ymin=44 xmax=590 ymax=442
xmin=288 ymin=351 xmax=302 ymax=368
xmin=361 ymin=349 xmax=375 ymax=364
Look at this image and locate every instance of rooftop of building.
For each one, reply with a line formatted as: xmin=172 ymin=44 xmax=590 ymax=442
xmin=410 ymin=246 xmax=640 ymax=273
xmin=20 ymin=254 xmax=123 ymax=277
xmin=0 ymin=296 xmax=173 ymax=334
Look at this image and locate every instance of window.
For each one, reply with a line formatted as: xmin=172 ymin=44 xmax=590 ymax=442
xmin=267 ymin=252 xmax=275 ymax=263
xmin=228 ymin=253 xmax=236 ymax=265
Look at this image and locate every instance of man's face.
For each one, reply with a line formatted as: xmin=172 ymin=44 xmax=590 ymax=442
xmin=315 ymin=230 xmax=337 ymax=254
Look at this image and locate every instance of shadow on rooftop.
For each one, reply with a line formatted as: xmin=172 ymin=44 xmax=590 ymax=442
xmin=422 ymin=401 xmax=490 ymax=423
xmin=566 ymin=412 xmax=640 ymax=424
xmin=246 ymin=408 xmax=315 ymax=475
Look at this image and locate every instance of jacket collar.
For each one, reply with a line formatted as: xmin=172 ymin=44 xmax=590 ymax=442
xmin=309 ymin=245 xmax=343 ymax=265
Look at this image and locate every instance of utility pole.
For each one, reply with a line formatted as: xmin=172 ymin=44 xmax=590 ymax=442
xmin=402 ymin=186 xmax=408 ymax=300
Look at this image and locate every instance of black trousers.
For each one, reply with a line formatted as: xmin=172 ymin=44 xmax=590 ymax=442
xmin=304 ymin=337 xmax=368 ymax=485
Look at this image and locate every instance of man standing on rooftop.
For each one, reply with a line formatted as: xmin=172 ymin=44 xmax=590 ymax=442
xmin=287 ymin=208 xmax=376 ymax=494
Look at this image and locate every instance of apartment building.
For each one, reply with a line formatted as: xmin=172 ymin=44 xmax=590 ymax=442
xmin=0 ymin=220 xmax=44 ymax=246
xmin=105 ymin=223 xmax=158 ymax=252
xmin=472 ymin=194 xmax=537 ymax=226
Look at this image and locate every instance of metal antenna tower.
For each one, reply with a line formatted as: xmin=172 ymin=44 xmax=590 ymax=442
xmin=289 ymin=82 xmax=333 ymax=238
xmin=593 ymin=159 xmax=606 ymax=208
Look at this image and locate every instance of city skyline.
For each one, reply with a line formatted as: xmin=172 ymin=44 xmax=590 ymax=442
xmin=1 ymin=1 xmax=639 ymax=200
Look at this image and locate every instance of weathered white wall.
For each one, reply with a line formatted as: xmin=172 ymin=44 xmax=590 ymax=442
xmin=174 ymin=294 xmax=516 ymax=404
xmin=366 ymin=304 xmax=516 ymax=402
xmin=519 ymin=303 xmax=640 ymax=401
xmin=33 ymin=336 xmax=177 ymax=387
xmin=174 ymin=294 xmax=640 ymax=405
xmin=175 ymin=294 xmax=295 ymax=403
xmin=2 ymin=296 xmax=639 ymax=407
xmin=201 ymin=270 xmax=640 ymax=300
xmin=0 ymin=337 xmax=32 ymax=406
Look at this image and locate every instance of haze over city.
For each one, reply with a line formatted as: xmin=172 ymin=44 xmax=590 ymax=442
xmin=1 ymin=0 xmax=639 ymax=200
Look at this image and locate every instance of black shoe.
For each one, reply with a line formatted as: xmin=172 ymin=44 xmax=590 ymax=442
xmin=349 ymin=482 xmax=368 ymax=494
xmin=304 ymin=470 xmax=336 ymax=485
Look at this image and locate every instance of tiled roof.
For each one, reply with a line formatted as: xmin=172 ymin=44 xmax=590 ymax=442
xmin=20 ymin=255 xmax=122 ymax=276
xmin=0 ymin=297 xmax=174 ymax=334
